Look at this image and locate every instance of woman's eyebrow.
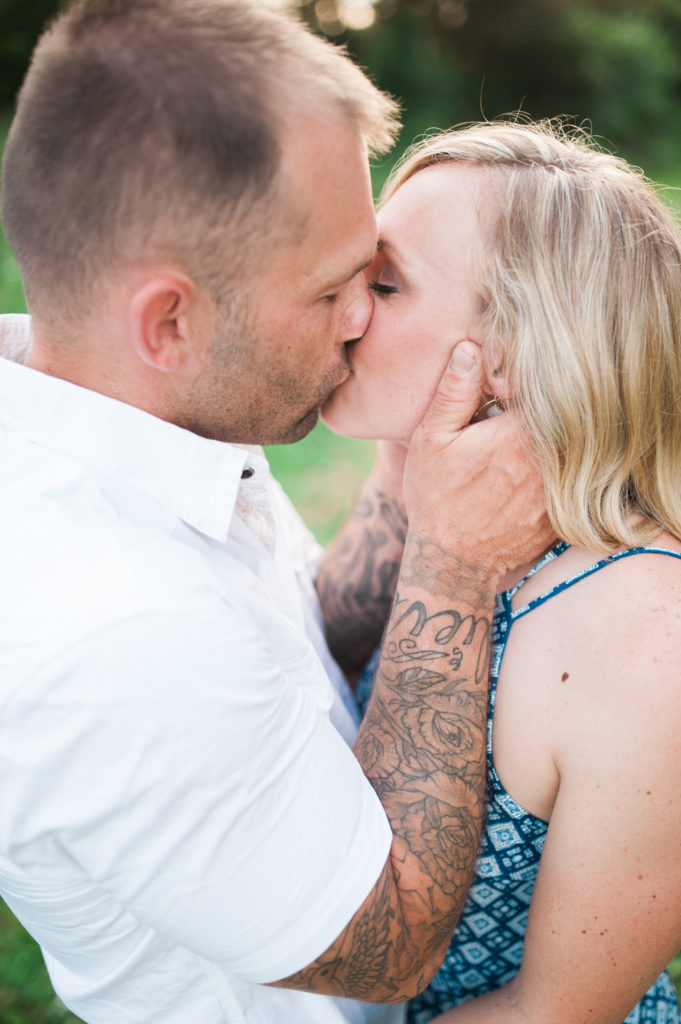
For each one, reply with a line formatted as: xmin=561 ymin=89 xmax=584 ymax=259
xmin=376 ymin=235 xmax=408 ymax=267
xmin=379 ymin=230 xmax=443 ymax=277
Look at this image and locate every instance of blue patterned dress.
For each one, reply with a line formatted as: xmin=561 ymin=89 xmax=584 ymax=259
xmin=356 ymin=543 xmax=681 ymax=1024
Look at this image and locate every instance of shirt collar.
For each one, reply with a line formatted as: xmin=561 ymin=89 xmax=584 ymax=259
xmin=0 ymin=353 xmax=267 ymax=542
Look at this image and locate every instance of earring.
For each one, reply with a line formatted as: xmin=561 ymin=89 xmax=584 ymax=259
xmin=478 ymin=396 xmax=503 ymax=416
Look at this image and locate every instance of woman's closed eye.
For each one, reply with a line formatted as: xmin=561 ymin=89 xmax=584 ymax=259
xmin=369 ymin=281 xmax=398 ymax=296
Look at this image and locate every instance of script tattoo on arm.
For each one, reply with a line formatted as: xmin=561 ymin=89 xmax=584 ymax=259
xmin=316 ymin=480 xmax=408 ymax=680
xmin=276 ymin=533 xmax=494 ymax=1001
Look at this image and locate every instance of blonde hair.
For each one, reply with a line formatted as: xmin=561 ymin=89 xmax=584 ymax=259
xmin=383 ymin=120 xmax=681 ymax=552
xmin=2 ymin=0 xmax=399 ymax=324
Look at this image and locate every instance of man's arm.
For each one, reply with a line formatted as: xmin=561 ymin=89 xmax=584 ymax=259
xmin=316 ymin=441 xmax=407 ymax=682
xmin=275 ymin=343 xmax=554 ymax=1001
xmin=279 ymin=533 xmax=495 ymax=1000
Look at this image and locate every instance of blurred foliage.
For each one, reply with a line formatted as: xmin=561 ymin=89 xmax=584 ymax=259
xmin=0 ymin=901 xmax=82 ymax=1023
xmin=2 ymin=0 xmax=681 ymax=172
xmin=290 ymin=0 xmax=681 ymax=174
xmin=0 ymin=0 xmax=61 ymax=112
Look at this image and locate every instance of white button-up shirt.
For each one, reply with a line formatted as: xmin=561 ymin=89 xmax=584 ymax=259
xmin=0 ymin=317 xmax=400 ymax=1024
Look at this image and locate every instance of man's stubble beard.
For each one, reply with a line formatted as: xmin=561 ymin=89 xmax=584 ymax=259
xmin=172 ymin=304 xmax=345 ymax=446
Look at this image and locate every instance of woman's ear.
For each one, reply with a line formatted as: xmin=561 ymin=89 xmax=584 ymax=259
xmin=129 ymin=272 xmax=202 ymax=372
xmin=486 ymin=357 xmax=513 ymax=403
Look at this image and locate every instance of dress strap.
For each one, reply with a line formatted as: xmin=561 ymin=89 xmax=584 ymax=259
xmin=506 ymin=541 xmax=570 ymax=600
xmin=510 ymin=546 xmax=681 ymax=622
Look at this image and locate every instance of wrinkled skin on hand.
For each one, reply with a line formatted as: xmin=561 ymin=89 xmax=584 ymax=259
xmin=404 ymin=342 xmax=553 ymax=585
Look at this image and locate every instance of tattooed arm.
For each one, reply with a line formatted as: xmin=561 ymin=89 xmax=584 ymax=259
xmin=316 ymin=441 xmax=408 ymax=681
xmin=273 ymin=344 xmax=553 ymax=1002
xmin=279 ymin=534 xmax=494 ymax=1001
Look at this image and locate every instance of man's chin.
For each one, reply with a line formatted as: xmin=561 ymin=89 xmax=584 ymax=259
xmin=265 ymin=405 xmax=320 ymax=446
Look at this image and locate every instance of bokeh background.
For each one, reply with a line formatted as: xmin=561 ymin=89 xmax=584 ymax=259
xmin=1 ymin=1 xmax=681 ymax=1020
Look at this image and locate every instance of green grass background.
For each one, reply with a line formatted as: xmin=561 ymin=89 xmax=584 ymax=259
xmin=1 ymin=162 xmax=680 ymax=1023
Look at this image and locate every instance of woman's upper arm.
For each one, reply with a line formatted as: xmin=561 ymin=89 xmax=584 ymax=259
xmin=515 ymin=594 xmax=681 ymax=1024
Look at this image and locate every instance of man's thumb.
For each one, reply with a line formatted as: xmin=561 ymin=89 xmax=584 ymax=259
xmin=422 ymin=340 xmax=483 ymax=436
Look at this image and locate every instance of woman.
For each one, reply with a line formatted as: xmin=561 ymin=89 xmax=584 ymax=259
xmin=322 ymin=120 xmax=681 ymax=1024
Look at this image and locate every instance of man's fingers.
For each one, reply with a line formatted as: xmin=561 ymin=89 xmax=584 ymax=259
xmin=418 ymin=341 xmax=483 ymax=440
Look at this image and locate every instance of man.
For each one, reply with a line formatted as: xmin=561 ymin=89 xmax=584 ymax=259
xmin=0 ymin=2 xmax=549 ymax=1023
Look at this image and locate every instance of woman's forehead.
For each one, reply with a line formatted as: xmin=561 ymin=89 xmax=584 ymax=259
xmin=377 ymin=162 xmax=492 ymax=266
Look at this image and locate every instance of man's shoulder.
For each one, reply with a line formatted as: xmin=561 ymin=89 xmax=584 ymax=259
xmin=0 ymin=445 xmax=244 ymax=674
xmin=1 ymin=449 xmax=214 ymax=589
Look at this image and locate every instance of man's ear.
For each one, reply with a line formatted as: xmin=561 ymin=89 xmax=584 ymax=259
xmin=129 ymin=273 xmax=205 ymax=372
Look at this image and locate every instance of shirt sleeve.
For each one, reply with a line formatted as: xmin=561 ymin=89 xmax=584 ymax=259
xmin=11 ymin=605 xmax=392 ymax=983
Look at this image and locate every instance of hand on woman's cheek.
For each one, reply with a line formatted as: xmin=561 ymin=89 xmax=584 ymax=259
xmin=404 ymin=340 xmax=551 ymax=578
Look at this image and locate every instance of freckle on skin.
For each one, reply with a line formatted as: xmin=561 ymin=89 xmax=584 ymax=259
xmin=561 ymin=671 xmax=569 ymax=681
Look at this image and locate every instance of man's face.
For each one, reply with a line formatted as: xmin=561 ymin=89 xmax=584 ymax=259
xmin=189 ymin=113 xmax=378 ymax=445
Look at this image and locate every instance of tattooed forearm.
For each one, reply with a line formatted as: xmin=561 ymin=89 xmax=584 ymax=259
xmin=388 ymin=593 xmax=492 ymax=687
xmin=277 ymin=860 xmax=409 ymax=1000
xmin=317 ymin=480 xmax=408 ymax=678
xmin=398 ymin=531 xmax=498 ymax=609
xmin=277 ymin=533 xmax=494 ymax=1002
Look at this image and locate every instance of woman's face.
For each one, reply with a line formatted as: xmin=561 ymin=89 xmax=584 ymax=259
xmin=321 ymin=162 xmax=497 ymax=443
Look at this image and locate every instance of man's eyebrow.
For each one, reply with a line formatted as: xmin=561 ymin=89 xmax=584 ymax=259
xmin=323 ymin=255 xmax=374 ymax=292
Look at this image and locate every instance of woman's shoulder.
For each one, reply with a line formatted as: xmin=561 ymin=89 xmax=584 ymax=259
xmin=492 ymin=533 xmax=681 ymax=821
xmin=504 ymin=530 xmax=681 ymax=727
xmin=508 ymin=531 xmax=681 ymax=612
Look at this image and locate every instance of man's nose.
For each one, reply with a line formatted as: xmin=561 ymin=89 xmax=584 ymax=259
xmin=341 ymin=286 xmax=373 ymax=341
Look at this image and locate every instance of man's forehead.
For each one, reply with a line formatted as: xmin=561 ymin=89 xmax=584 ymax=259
xmin=265 ymin=110 xmax=377 ymax=288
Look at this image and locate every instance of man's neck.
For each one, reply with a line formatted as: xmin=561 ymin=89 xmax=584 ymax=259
xmin=26 ymin=319 xmax=167 ymax=422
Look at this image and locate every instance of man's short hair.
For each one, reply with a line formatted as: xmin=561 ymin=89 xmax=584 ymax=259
xmin=1 ymin=0 xmax=399 ymax=323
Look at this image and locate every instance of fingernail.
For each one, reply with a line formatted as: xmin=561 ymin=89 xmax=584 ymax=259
xmin=450 ymin=342 xmax=477 ymax=374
